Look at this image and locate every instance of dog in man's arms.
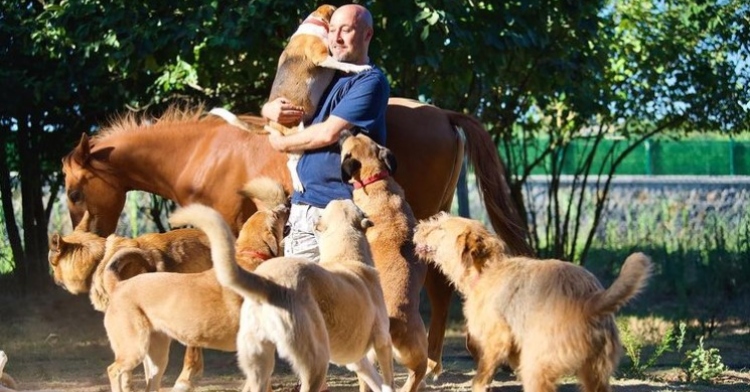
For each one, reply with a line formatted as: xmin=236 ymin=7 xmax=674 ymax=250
xmin=413 ymin=212 xmax=652 ymax=392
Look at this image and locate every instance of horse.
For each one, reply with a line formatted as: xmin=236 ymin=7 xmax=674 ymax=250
xmin=61 ymin=97 xmax=532 ymax=389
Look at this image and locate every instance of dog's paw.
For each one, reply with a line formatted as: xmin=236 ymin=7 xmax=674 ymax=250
xmin=342 ymin=63 xmax=372 ymax=74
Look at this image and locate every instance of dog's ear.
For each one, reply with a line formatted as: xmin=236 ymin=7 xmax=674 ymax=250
xmin=460 ymin=228 xmax=492 ymax=273
xmin=377 ymin=145 xmax=397 ymax=175
xmin=49 ymin=233 xmax=62 ymax=253
xmin=338 ymin=129 xmax=354 ymax=148
xmin=341 ymin=157 xmax=361 ymax=183
xmin=360 ymin=217 xmax=374 ymax=231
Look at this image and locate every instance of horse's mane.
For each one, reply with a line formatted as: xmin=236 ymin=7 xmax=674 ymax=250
xmin=94 ymin=103 xmax=209 ymax=141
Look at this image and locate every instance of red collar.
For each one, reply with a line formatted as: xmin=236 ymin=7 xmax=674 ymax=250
xmin=353 ymin=171 xmax=390 ymax=189
xmin=237 ymin=249 xmax=274 ymax=261
xmin=303 ymin=17 xmax=329 ymax=31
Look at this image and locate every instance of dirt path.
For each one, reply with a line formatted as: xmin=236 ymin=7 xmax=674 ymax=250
xmin=2 ymin=290 xmax=748 ymax=392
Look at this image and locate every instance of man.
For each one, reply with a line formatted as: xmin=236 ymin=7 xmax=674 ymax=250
xmin=262 ymin=4 xmax=389 ymax=262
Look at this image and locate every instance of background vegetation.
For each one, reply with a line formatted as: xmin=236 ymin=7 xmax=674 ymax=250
xmin=1 ymin=1 xmax=748 ymax=284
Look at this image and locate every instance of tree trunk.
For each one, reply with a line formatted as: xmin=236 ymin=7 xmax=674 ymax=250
xmin=18 ymin=117 xmax=50 ymax=291
xmin=0 ymin=126 xmax=24 ymax=286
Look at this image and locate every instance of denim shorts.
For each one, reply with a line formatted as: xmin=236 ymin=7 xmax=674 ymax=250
xmin=284 ymin=203 xmax=323 ymax=263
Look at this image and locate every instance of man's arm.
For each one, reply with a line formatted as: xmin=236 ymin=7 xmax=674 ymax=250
xmin=268 ymin=115 xmax=350 ymax=152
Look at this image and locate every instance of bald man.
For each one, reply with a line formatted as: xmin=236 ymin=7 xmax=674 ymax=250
xmin=262 ymin=4 xmax=390 ymax=263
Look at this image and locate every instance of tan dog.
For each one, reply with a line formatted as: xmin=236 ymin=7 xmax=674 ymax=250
xmin=170 ymin=199 xmax=395 ymax=392
xmin=48 ymin=227 xmax=212 ymax=311
xmin=102 ymin=178 xmax=288 ymax=392
xmin=413 ymin=213 xmax=652 ymax=392
xmin=0 ymin=351 xmax=18 ymax=392
xmin=339 ymin=131 xmax=428 ymax=392
xmin=48 ymin=226 xmax=213 ymax=391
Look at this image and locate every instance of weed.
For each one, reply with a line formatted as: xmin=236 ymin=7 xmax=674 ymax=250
xmin=682 ymin=336 xmax=727 ymax=383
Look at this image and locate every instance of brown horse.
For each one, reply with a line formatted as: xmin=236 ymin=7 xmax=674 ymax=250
xmin=62 ymin=97 xmax=532 ymax=386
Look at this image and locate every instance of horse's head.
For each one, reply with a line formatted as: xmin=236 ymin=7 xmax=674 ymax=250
xmin=62 ymin=133 xmax=126 ymax=236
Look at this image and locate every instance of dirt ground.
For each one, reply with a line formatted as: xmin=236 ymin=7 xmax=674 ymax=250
xmin=1 ymin=289 xmax=749 ymax=392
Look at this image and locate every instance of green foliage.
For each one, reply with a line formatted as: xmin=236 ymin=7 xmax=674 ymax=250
xmin=618 ymin=318 xmax=676 ymax=378
xmin=682 ymin=336 xmax=727 ymax=383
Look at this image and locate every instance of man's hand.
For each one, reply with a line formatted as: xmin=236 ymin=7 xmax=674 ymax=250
xmin=262 ymin=98 xmax=304 ymax=126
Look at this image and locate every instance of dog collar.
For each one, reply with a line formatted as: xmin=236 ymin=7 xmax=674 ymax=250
xmin=238 ymin=249 xmax=274 ymax=261
xmin=353 ymin=171 xmax=390 ymax=189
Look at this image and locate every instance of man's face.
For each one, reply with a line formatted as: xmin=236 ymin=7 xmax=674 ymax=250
xmin=328 ymin=10 xmax=371 ymax=64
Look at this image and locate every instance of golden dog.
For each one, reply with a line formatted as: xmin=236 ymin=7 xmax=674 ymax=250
xmin=48 ymin=226 xmax=213 ymax=391
xmin=0 ymin=351 xmax=18 ymax=392
xmin=48 ymin=227 xmax=212 ymax=311
xmin=340 ymin=131 xmax=428 ymax=392
xmin=413 ymin=213 xmax=652 ymax=392
xmin=102 ymin=178 xmax=288 ymax=392
xmin=170 ymin=199 xmax=394 ymax=392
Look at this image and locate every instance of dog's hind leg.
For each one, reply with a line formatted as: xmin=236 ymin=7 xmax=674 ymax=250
xmin=390 ymin=319 xmax=427 ymax=392
xmin=143 ymin=332 xmax=170 ymax=391
xmin=173 ymin=346 xmax=204 ymax=392
xmin=347 ymin=357 xmax=385 ymax=392
xmin=239 ymin=339 xmax=276 ymax=392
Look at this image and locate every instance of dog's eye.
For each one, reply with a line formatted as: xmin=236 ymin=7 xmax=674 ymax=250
xmin=342 ymin=153 xmax=352 ymax=161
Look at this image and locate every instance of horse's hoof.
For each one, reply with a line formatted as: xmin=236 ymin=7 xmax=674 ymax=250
xmin=171 ymin=380 xmax=193 ymax=392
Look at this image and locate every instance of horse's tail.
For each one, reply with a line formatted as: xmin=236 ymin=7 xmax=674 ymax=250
xmin=445 ymin=111 xmax=534 ymax=257
xmin=169 ymin=204 xmax=274 ymax=302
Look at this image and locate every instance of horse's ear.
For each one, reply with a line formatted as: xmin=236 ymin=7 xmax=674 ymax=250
xmin=77 ymin=133 xmax=92 ymax=165
xmin=90 ymin=146 xmax=114 ymax=162
xmin=378 ymin=145 xmax=397 ymax=175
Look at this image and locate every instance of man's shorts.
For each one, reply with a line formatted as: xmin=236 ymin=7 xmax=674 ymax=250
xmin=284 ymin=203 xmax=323 ymax=263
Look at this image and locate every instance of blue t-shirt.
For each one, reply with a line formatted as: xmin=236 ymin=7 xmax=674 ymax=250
xmin=291 ymin=66 xmax=389 ymax=208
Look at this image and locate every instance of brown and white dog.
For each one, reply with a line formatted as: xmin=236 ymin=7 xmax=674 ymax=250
xmin=170 ymin=199 xmax=394 ymax=392
xmin=211 ymin=5 xmax=370 ymax=193
xmin=339 ymin=131 xmax=428 ymax=392
xmin=413 ymin=213 xmax=652 ymax=392
xmin=102 ymin=178 xmax=288 ymax=392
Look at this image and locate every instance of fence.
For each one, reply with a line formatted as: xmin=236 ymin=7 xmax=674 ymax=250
xmin=506 ymin=138 xmax=750 ymax=176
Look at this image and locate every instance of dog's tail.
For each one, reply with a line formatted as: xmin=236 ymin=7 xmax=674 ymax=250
xmin=100 ymin=247 xmax=159 ymax=300
xmin=238 ymin=176 xmax=288 ymax=211
xmin=169 ymin=204 xmax=274 ymax=302
xmin=586 ymin=252 xmax=652 ymax=317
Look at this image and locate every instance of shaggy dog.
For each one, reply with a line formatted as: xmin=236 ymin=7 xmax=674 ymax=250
xmin=101 ymin=178 xmax=288 ymax=392
xmin=413 ymin=213 xmax=652 ymax=392
xmin=0 ymin=351 xmax=18 ymax=392
xmin=170 ymin=199 xmax=394 ymax=392
xmin=339 ymin=131 xmax=428 ymax=392
xmin=48 ymin=226 xmax=213 ymax=391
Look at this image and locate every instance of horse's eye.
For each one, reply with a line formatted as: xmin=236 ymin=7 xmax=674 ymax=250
xmin=68 ymin=190 xmax=82 ymax=203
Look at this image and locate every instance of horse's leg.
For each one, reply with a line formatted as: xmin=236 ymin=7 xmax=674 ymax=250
xmin=424 ymin=264 xmax=453 ymax=378
xmin=173 ymin=346 xmax=204 ymax=392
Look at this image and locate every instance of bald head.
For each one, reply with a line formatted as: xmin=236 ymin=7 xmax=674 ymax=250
xmin=328 ymin=4 xmax=374 ymax=65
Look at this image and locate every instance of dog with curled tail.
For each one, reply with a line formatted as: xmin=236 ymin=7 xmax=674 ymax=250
xmin=414 ymin=213 xmax=652 ymax=392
